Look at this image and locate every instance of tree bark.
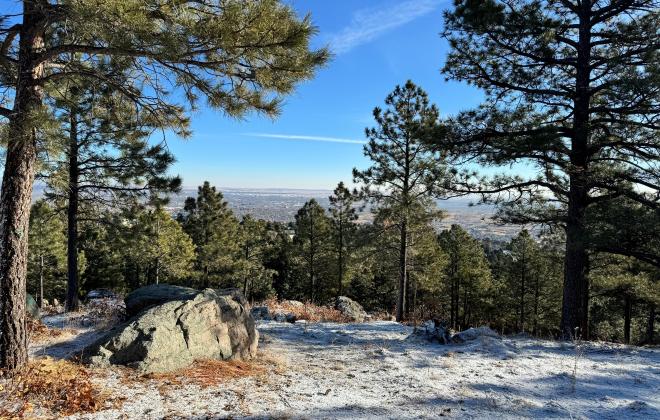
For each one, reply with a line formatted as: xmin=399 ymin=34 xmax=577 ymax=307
xmin=65 ymin=107 xmax=80 ymax=312
xmin=623 ymin=295 xmax=632 ymax=344
xmin=309 ymin=211 xmax=316 ymax=303
xmin=533 ymin=274 xmax=540 ymax=336
xmin=38 ymin=255 xmax=44 ymax=309
xmin=396 ymin=219 xmax=407 ymax=322
xmin=337 ymin=215 xmax=343 ymax=299
xmin=646 ymin=304 xmax=656 ymax=345
xmin=0 ymin=2 xmax=46 ymax=371
xmin=560 ymin=2 xmax=592 ymax=340
xmin=519 ymin=251 xmax=526 ymax=332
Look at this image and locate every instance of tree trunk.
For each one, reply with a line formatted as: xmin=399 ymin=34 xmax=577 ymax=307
xmin=0 ymin=3 xmax=46 ymax=371
xmin=533 ymin=275 xmax=540 ymax=336
xmin=623 ymin=295 xmax=632 ymax=344
xmin=519 ymin=252 xmax=526 ymax=332
xmin=560 ymin=3 xmax=592 ymax=341
xmin=309 ymin=213 xmax=316 ymax=303
xmin=65 ymin=108 xmax=80 ymax=312
xmin=38 ymin=255 xmax=44 ymax=309
xmin=155 ymin=215 xmax=160 ymax=285
xmin=646 ymin=304 xmax=656 ymax=345
xmin=396 ymin=220 xmax=407 ymax=321
xmin=337 ymin=218 xmax=343 ymax=299
xmin=462 ymin=287 xmax=468 ymax=330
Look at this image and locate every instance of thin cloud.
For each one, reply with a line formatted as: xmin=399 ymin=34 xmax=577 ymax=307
xmin=243 ymin=133 xmax=366 ymax=145
xmin=328 ymin=0 xmax=443 ymax=55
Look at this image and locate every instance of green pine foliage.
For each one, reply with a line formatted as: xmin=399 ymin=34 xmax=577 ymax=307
xmin=27 ymin=201 xmax=67 ymax=306
xmin=438 ymin=225 xmax=493 ymax=330
xmin=291 ymin=199 xmax=333 ymax=303
xmin=353 ymin=81 xmax=448 ymax=320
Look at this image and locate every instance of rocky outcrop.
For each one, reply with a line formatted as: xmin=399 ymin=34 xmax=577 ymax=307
xmin=335 ymin=296 xmax=368 ymax=322
xmin=83 ymin=286 xmax=258 ymax=373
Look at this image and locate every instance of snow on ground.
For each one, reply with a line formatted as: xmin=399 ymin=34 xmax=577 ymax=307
xmin=31 ymin=318 xmax=660 ymax=419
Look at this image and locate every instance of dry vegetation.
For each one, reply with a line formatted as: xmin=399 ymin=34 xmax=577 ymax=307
xmin=261 ymin=298 xmax=350 ymax=322
xmin=27 ymin=319 xmax=74 ymax=344
xmin=0 ymin=358 xmax=112 ymax=419
xmin=143 ymin=352 xmax=285 ymax=389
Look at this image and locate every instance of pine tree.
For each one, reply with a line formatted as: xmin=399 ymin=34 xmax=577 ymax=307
xmin=0 ymin=0 xmax=328 ymax=370
xmin=437 ymin=0 xmax=659 ymax=339
xmin=44 ymin=78 xmax=181 ymax=311
xmin=179 ymin=182 xmax=241 ymax=288
xmin=237 ymin=215 xmax=276 ymax=301
xmin=506 ymin=230 xmax=540 ymax=332
xmin=27 ymin=200 xmax=66 ymax=308
xmin=328 ymin=182 xmax=358 ymax=299
xmin=438 ymin=225 xmax=492 ymax=330
xmin=292 ymin=199 xmax=331 ymax=303
xmin=354 ymin=81 xmax=447 ymax=321
xmin=590 ymin=255 xmax=659 ymax=344
xmin=134 ymin=207 xmax=196 ymax=286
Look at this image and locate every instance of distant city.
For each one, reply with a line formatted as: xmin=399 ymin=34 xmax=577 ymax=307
xmin=32 ymin=185 xmax=525 ymax=239
xmin=165 ymin=187 xmax=524 ymax=240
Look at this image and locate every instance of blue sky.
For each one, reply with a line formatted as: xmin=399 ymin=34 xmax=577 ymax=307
xmin=167 ymin=0 xmax=485 ymax=189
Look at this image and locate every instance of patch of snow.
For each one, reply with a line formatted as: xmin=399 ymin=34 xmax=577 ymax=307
xmin=27 ymin=319 xmax=659 ymax=419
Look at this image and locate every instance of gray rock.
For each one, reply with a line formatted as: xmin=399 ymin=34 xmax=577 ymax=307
xmin=273 ymin=312 xmax=297 ymax=323
xmin=124 ymin=283 xmax=198 ymax=316
xmin=83 ymin=287 xmax=258 ymax=373
xmin=411 ymin=320 xmax=451 ymax=344
xmin=335 ymin=296 xmax=367 ymax=322
xmin=251 ymin=306 xmax=271 ymax=320
xmin=282 ymin=300 xmax=304 ymax=308
xmin=26 ymin=293 xmax=39 ymax=319
xmin=451 ymin=326 xmax=500 ymax=343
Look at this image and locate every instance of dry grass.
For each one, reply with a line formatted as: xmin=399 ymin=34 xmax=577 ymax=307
xmin=0 ymin=357 xmax=111 ymax=419
xmin=261 ymin=298 xmax=350 ymax=323
xmin=27 ymin=319 xmax=75 ymax=344
xmin=143 ymin=351 xmax=286 ymax=389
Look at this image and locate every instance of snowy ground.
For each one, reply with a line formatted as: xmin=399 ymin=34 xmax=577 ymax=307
xmin=31 ymin=318 xmax=660 ymax=419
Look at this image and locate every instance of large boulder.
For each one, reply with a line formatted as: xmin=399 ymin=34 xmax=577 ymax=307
xmin=335 ymin=296 xmax=368 ymax=322
xmin=83 ymin=286 xmax=258 ymax=373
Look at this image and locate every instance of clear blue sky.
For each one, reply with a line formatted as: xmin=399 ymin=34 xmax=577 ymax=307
xmin=166 ymin=0 xmax=485 ymax=189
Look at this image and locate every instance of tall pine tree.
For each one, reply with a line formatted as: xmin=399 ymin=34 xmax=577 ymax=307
xmin=0 ymin=0 xmax=327 ymax=371
xmin=437 ymin=0 xmax=659 ymax=338
xmin=44 ymin=77 xmax=181 ymax=311
xmin=354 ymin=81 xmax=447 ymax=321
xmin=328 ymin=182 xmax=358 ymax=299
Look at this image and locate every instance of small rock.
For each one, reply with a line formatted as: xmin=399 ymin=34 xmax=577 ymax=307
xmin=282 ymin=300 xmax=304 ymax=307
xmin=410 ymin=319 xmax=451 ymax=344
xmin=250 ymin=306 xmax=271 ymax=320
xmin=26 ymin=294 xmax=39 ymax=319
xmin=273 ymin=312 xmax=297 ymax=323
